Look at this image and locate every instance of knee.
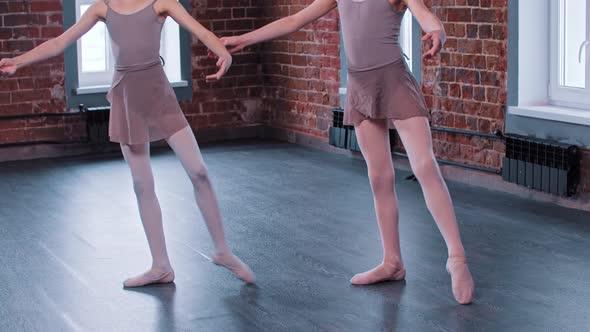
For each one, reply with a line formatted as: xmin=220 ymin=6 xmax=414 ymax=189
xmin=412 ymin=155 xmax=439 ymax=182
xmin=132 ymin=178 xmax=155 ymax=197
xmin=187 ymin=163 xmax=209 ymax=184
xmin=368 ymin=169 xmax=395 ymax=194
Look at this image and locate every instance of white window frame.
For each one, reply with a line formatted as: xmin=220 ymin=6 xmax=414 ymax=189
xmin=400 ymin=10 xmax=413 ymax=71
xmin=74 ymin=0 xmax=187 ymax=95
xmin=76 ymin=0 xmax=114 ymax=89
xmin=548 ymin=0 xmax=590 ymax=109
xmin=509 ymin=0 xmax=590 ymax=126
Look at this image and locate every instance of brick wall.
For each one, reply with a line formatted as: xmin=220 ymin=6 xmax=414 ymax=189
xmin=0 ymin=0 xmax=83 ymax=144
xmin=257 ymin=0 xmax=340 ymax=139
xmin=416 ymin=0 xmax=507 ymax=171
xmin=184 ymin=0 xmax=266 ymax=129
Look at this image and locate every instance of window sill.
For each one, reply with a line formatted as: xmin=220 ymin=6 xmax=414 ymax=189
xmin=75 ymin=80 xmax=189 ymax=95
xmin=508 ymin=105 xmax=590 ymax=126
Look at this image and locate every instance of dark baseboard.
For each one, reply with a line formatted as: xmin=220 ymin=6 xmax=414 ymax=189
xmin=0 ymin=125 xmax=267 ymax=163
xmin=260 ymin=126 xmax=353 ymax=155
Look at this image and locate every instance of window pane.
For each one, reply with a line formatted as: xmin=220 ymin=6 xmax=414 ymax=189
xmin=559 ymin=0 xmax=586 ymax=88
xmin=79 ymin=5 xmax=107 ymax=73
xmin=400 ymin=10 xmax=412 ymax=71
xmin=161 ymin=17 xmax=182 ymax=82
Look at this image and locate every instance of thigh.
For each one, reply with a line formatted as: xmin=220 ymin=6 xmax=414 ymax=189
xmin=355 ymin=119 xmax=394 ymax=173
xmin=392 ymin=116 xmax=434 ymax=165
xmin=120 ymin=142 xmax=154 ymax=180
xmin=165 ymin=126 xmax=206 ymax=172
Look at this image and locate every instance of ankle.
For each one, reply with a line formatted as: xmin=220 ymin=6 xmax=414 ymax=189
xmin=448 ymin=248 xmax=466 ymax=259
xmin=213 ymin=244 xmax=231 ymax=256
xmin=447 ymin=254 xmax=467 ymax=262
xmin=382 ymin=257 xmax=404 ymax=268
xmin=151 ymin=264 xmax=173 ymax=272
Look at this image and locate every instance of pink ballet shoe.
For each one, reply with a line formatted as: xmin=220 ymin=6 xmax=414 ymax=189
xmin=212 ymin=252 xmax=256 ymax=283
xmin=446 ymin=256 xmax=474 ymax=305
xmin=123 ymin=269 xmax=175 ymax=288
xmin=350 ymin=262 xmax=406 ymax=285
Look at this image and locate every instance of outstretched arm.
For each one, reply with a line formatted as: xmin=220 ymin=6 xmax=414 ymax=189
xmin=0 ymin=0 xmax=104 ymax=76
xmin=160 ymin=0 xmax=233 ymax=81
xmin=403 ymin=0 xmax=446 ymax=59
xmin=221 ymin=0 xmax=337 ymax=53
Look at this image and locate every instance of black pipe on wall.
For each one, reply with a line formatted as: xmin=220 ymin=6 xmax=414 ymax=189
xmin=392 ymin=151 xmax=501 ymax=174
xmin=430 ymin=125 xmax=504 ymax=140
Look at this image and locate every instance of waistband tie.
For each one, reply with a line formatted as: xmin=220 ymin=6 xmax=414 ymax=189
xmin=115 ymin=58 xmax=161 ymax=72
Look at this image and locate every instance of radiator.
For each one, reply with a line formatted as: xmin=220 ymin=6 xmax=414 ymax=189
xmin=502 ymin=134 xmax=581 ymax=196
xmin=329 ymin=108 xmax=348 ymax=149
xmin=81 ymin=105 xmax=111 ymax=145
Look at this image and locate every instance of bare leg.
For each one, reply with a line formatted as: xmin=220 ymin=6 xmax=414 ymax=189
xmin=394 ymin=116 xmax=474 ymax=304
xmin=165 ymin=126 xmax=255 ymax=283
xmin=350 ymin=119 xmax=406 ymax=285
xmin=120 ymin=143 xmax=175 ymax=287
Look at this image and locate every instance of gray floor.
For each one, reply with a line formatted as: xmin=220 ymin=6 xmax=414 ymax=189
xmin=1 ymin=140 xmax=589 ymax=332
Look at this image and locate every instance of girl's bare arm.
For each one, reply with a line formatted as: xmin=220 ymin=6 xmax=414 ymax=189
xmin=221 ymin=0 xmax=337 ymax=53
xmin=0 ymin=0 xmax=105 ymax=75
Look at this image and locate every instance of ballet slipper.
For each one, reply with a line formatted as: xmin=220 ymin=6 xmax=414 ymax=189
xmin=123 ymin=268 xmax=175 ymax=288
xmin=211 ymin=252 xmax=256 ymax=283
xmin=350 ymin=262 xmax=406 ymax=285
xmin=446 ymin=256 xmax=474 ymax=304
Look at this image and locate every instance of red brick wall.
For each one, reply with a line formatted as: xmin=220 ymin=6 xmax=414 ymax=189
xmin=257 ymin=0 xmax=340 ymax=139
xmin=184 ymin=0 xmax=266 ymax=129
xmin=418 ymin=0 xmax=507 ymax=170
xmin=0 ymin=0 xmax=83 ymax=144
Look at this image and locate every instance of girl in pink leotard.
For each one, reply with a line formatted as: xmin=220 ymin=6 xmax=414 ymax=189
xmin=222 ymin=0 xmax=474 ymax=304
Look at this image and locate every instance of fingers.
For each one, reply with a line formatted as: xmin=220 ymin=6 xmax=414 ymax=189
xmin=220 ymin=37 xmax=235 ymax=47
xmin=205 ymin=68 xmax=223 ymax=82
xmin=228 ymin=45 xmax=243 ymax=53
xmin=0 ymin=58 xmax=6 ymax=67
xmin=422 ymin=32 xmax=443 ymax=59
xmin=422 ymin=50 xmax=434 ymax=59
xmin=205 ymin=74 xmax=219 ymax=82
xmin=205 ymin=59 xmax=227 ymax=82
xmin=205 ymin=58 xmax=229 ymax=82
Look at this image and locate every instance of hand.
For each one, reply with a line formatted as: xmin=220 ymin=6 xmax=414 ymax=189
xmin=220 ymin=35 xmax=248 ymax=54
xmin=0 ymin=58 xmax=18 ymax=77
xmin=422 ymin=30 xmax=445 ymax=59
xmin=206 ymin=55 xmax=232 ymax=82
xmin=207 ymin=36 xmax=247 ymax=59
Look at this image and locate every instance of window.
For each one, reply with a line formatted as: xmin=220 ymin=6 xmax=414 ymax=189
xmin=507 ymin=0 xmax=590 ymax=148
xmin=549 ymin=0 xmax=590 ymax=109
xmin=75 ymin=0 xmax=184 ymax=93
xmin=400 ymin=10 xmax=413 ymax=71
xmin=509 ymin=0 xmax=590 ymax=127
